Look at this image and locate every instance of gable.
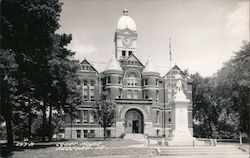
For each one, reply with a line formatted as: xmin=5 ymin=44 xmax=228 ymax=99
xmin=79 ymin=59 xmax=98 ymax=73
xmin=121 ymin=54 xmax=143 ymax=67
xmin=165 ymin=65 xmax=186 ymax=77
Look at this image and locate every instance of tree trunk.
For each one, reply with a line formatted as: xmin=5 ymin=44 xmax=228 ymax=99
xmin=5 ymin=112 xmax=13 ymax=149
xmin=103 ymin=127 xmax=106 ymax=140
xmin=70 ymin=116 xmax=73 ymax=139
xmin=42 ymin=102 xmax=47 ymax=142
xmin=28 ymin=110 xmax=32 ymax=140
xmin=48 ymin=104 xmax=53 ymax=142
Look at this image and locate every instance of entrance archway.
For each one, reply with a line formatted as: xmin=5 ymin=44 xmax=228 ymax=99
xmin=125 ymin=109 xmax=144 ymax=134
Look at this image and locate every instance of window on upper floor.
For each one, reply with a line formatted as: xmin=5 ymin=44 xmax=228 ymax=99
xmin=81 ymin=65 xmax=89 ymax=71
xmin=127 ymin=72 xmax=138 ymax=87
xmin=107 ymin=76 xmax=111 ymax=84
xmin=134 ymin=90 xmax=138 ymax=99
xmin=83 ymin=90 xmax=88 ymax=101
xmin=76 ymin=110 xmax=81 ymax=123
xmin=129 ymin=51 xmax=132 ymax=55
xmin=156 ymin=111 xmax=160 ymax=124
xmin=127 ymin=90 xmax=132 ymax=99
xmin=119 ymin=77 xmax=122 ymax=84
xmin=122 ymin=50 xmax=126 ymax=57
xmin=90 ymin=80 xmax=95 ymax=87
xmin=144 ymin=78 xmax=148 ymax=86
xmin=90 ymin=89 xmax=94 ymax=101
xmin=119 ymin=89 xmax=122 ymax=99
xmin=156 ymin=90 xmax=159 ymax=102
xmin=83 ymin=80 xmax=88 ymax=86
xmin=89 ymin=113 xmax=94 ymax=123
xmin=82 ymin=110 xmax=88 ymax=123
xmin=144 ymin=90 xmax=148 ymax=99
xmin=156 ymin=79 xmax=159 ymax=86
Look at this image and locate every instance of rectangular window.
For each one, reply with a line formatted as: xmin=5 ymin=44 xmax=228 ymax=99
xmin=156 ymin=111 xmax=160 ymax=124
xmin=122 ymin=50 xmax=126 ymax=56
xmin=76 ymin=110 xmax=81 ymax=123
xmin=76 ymin=130 xmax=81 ymax=138
xmin=90 ymin=89 xmax=94 ymax=101
xmin=127 ymin=79 xmax=131 ymax=86
xmin=144 ymin=90 xmax=148 ymax=99
xmin=156 ymin=79 xmax=158 ymax=86
xmin=128 ymin=60 xmax=131 ymax=65
xmin=81 ymin=65 xmax=85 ymax=70
xmin=83 ymin=89 xmax=88 ymax=101
xmin=168 ymin=111 xmax=171 ymax=122
xmin=89 ymin=113 xmax=94 ymax=123
xmin=129 ymin=51 xmax=132 ymax=55
xmin=156 ymin=90 xmax=159 ymax=102
xmin=83 ymin=130 xmax=88 ymax=138
xmin=144 ymin=78 xmax=148 ymax=86
xmin=107 ymin=77 xmax=111 ymax=84
xmin=119 ymin=89 xmax=122 ymax=99
xmin=119 ymin=77 xmax=122 ymax=84
xmin=82 ymin=110 xmax=88 ymax=123
xmin=127 ymin=90 xmax=132 ymax=99
xmin=90 ymin=80 xmax=95 ymax=86
xmin=134 ymin=90 xmax=138 ymax=99
xmin=134 ymin=79 xmax=138 ymax=86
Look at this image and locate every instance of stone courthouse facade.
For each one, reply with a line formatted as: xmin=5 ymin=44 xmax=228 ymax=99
xmin=64 ymin=9 xmax=193 ymax=139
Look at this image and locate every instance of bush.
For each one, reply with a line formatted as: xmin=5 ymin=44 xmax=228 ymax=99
xmin=119 ymin=133 xmax=126 ymax=139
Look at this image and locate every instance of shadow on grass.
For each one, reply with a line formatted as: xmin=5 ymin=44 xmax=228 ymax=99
xmin=0 ymin=139 xmax=68 ymax=158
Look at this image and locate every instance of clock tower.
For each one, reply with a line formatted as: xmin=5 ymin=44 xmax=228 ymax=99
xmin=115 ymin=9 xmax=137 ymax=62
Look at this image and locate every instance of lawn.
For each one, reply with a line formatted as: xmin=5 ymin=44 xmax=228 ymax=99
xmin=6 ymin=139 xmax=157 ymax=158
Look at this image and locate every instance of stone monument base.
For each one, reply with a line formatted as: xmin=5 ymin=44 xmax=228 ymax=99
xmin=166 ymin=137 xmax=195 ymax=146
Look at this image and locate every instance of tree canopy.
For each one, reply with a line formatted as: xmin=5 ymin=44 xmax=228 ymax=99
xmin=192 ymin=41 xmax=250 ymax=138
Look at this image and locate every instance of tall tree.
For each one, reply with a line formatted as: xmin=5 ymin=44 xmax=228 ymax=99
xmin=0 ymin=50 xmax=18 ymax=148
xmin=1 ymin=0 xmax=81 ymax=143
xmin=216 ymin=41 xmax=250 ymax=135
xmin=92 ymin=92 xmax=116 ymax=139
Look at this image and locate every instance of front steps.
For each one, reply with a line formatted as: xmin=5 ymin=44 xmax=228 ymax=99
xmin=124 ymin=133 xmax=145 ymax=142
xmin=157 ymin=145 xmax=248 ymax=157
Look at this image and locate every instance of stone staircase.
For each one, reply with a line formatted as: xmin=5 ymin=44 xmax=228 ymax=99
xmin=157 ymin=145 xmax=249 ymax=157
xmin=124 ymin=133 xmax=145 ymax=142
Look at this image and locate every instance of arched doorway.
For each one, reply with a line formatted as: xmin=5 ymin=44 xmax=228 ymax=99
xmin=125 ymin=109 xmax=144 ymax=133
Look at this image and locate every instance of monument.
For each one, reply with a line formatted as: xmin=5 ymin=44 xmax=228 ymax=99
xmin=166 ymin=74 xmax=195 ymax=146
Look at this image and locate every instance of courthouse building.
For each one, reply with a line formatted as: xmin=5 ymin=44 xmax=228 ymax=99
xmin=64 ymin=9 xmax=193 ymax=139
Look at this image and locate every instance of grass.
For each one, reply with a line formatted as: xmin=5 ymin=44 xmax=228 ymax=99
xmin=4 ymin=139 xmax=157 ymax=158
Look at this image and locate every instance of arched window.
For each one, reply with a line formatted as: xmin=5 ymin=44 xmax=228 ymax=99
xmin=90 ymin=80 xmax=95 ymax=86
xmin=127 ymin=72 xmax=138 ymax=86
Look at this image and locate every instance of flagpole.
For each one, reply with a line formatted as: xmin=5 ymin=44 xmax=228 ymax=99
xmin=169 ymin=38 xmax=172 ymax=99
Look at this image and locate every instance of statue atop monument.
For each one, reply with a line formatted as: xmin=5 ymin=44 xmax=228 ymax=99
xmin=174 ymin=74 xmax=189 ymax=102
xmin=175 ymin=74 xmax=182 ymax=92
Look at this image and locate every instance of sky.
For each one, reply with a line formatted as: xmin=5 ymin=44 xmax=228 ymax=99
xmin=58 ymin=0 xmax=249 ymax=76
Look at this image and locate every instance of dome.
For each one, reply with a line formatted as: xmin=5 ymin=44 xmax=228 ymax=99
xmin=104 ymin=53 xmax=123 ymax=72
xmin=117 ymin=9 xmax=136 ymax=31
xmin=142 ymin=56 xmax=159 ymax=76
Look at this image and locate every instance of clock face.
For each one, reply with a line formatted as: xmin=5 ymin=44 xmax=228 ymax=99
xmin=122 ymin=37 xmax=132 ymax=47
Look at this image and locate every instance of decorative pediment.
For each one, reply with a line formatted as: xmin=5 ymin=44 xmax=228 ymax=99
xmin=121 ymin=53 xmax=143 ymax=67
xmin=116 ymin=28 xmax=137 ymax=36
